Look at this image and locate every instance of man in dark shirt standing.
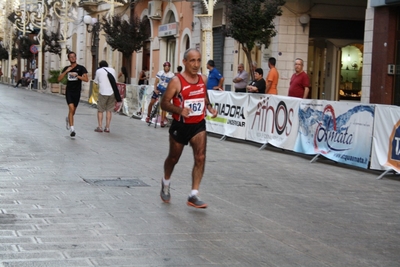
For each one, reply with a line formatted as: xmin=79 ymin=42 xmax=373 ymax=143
xmin=247 ymin=68 xmax=266 ymax=93
xmin=58 ymin=52 xmax=89 ymax=137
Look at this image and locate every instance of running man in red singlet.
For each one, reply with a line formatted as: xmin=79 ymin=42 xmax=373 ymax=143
xmin=160 ymin=48 xmax=217 ymax=208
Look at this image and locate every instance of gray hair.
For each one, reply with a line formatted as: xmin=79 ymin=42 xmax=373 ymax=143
xmin=295 ymin=58 xmax=304 ymax=65
xmin=183 ymin=48 xmax=200 ymax=60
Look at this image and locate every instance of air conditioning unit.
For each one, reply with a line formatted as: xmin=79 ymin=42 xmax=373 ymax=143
xmin=148 ymin=1 xmax=162 ymax=20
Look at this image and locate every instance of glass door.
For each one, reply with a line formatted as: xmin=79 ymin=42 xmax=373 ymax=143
xmin=339 ymin=44 xmax=363 ymax=101
xmin=167 ymin=38 xmax=176 ymax=72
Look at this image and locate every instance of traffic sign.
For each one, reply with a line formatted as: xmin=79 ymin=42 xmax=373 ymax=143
xmin=30 ymin=45 xmax=38 ymax=54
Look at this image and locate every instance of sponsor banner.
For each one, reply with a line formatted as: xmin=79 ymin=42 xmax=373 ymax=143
xmin=117 ymin=82 xmax=126 ymax=98
xmin=370 ymin=105 xmax=400 ymax=171
xmin=137 ymin=85 xmax=149 ymax=115
xmin=294 ymin=100 xmax=374 ymax=169
xmin=124 ymin=85 xmax=151 ymax=119
xmin=141 ymin=85 xmax=155 ymax=122
xmin=89 ymin=82 xmax=99 ymax=105
xmin=114 ymin=83 xmax=126 ymax=112
xmin=246 ymin=95 xmax=300 ymax=150
xmin=206 ymin=91 xmax=248 ymax=139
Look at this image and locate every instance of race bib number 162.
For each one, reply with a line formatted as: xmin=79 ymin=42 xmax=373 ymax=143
xmin=184 ymin=98 xmax=205 ymax=116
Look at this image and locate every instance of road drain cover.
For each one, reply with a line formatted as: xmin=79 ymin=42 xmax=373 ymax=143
xmin=83 ymin=178 xmax=149 ymax=187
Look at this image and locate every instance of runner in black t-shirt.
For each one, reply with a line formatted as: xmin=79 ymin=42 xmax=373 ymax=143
xmin=58 ymin=52 xmax=89 ymax=137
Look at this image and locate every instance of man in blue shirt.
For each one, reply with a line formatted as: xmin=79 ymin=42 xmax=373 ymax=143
xmin=206 ymin=60 xmax=224 ymax=90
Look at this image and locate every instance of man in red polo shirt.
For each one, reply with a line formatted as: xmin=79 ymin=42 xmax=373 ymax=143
xmin=288 ymin=58 xmax=310 ymax=99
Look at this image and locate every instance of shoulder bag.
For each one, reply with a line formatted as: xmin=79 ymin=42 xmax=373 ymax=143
xmin=103 ymin=68 xmax=122 ymax=102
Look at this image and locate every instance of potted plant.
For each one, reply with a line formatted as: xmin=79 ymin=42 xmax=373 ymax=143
xmin=48 ymin=70 xmax=67 ymax=93
xmin=60 ymin=79 xmax=67 ymax=95
xmin=48 ymin=70 xmax=60 ymax=93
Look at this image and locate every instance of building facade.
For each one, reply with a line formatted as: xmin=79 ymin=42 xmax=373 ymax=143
xmin=2 ymin=0 xmax=399 ymax=106
xmin=369 ymin=0 xmax=400 ymax=105
xmin=130 ymin=0 xmax=195 ymax=86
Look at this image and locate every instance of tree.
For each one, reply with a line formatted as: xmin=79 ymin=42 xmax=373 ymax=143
xmin=42 ymin=30 xmax=63 ymax=57
xmin=0 ymin=45 xmax=8 ymax=61
xmin=17 ymin=35 xmax=33 ymax=60
xmin=101 ymin=14 xmax=149 ymax=78
xmin=0 ymin=46 xmax=18 ymax=61
xmin=9 ymin=34 xmax=19 ymax=60
xmin=224 ymin=0 xmax=285 ymax=80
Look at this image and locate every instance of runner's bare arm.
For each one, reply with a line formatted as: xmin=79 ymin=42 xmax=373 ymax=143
xmin=58 ymin=66 xmax=72 ymax=82
xmin=79 ymin=73 xmax=89 ymax=82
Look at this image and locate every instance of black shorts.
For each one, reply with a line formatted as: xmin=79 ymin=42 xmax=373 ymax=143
xmin=66 ymin=90 xmax=81 ymax=107
xmin=151 ymin=90 xmax=164 ymax=100
xmin=169 ymin=119 xmax=206 ymax=145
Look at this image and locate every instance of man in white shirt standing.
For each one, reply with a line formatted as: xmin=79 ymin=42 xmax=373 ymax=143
xmin=233 ymin=63 xmax=248 ymax=92
xmin=93 ymin=60 xmax=117 ymax=133
xmin=33 ymin=67 xmax=38 ymax=89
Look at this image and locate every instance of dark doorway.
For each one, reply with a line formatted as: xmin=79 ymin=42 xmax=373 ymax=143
xmin=212 ymin=26 xmax=225 ymax=76
xmin=393 ymin=14 xmax=400 ymax=105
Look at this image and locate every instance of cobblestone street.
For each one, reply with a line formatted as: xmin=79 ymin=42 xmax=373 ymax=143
xmin=0 ymin=85 xmax=399 ymax=267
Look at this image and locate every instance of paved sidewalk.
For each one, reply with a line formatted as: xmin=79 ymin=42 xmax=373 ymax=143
xmin=0 ymin=85 xmax=399 ymax=267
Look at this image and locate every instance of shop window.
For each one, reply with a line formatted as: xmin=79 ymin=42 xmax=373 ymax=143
xmin=339 ymin=44 xmax=363 ymax=101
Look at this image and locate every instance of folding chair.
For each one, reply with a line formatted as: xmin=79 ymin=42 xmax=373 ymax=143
xmin=27 ymin=80 xmax=33 ymax=90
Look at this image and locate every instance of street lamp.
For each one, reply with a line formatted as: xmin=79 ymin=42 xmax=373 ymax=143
xmin=84 ymin=15 xmax=100 ymax=80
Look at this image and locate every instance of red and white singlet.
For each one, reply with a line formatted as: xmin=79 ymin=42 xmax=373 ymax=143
xmin=172 ymin=74 xmax=207 ymax=124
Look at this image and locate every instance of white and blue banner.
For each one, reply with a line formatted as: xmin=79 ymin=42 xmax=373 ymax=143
xmin=294 ymin=100 xmax=375 ymax=169
xmin=246 ymin=95 xmax=301 ymax=150
xmin=206 ymin=91 xmax=248 ymax=140
xmin=370 ymin=105 xmax=400 ymax=172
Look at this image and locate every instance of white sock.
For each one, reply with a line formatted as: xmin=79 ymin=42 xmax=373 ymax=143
xmin=162 ymin=177 xmax=170 ymax=186
xmin=70 ymin=126 xmax=75 ymax=131
xmin=190 ymin=190 xmax=199 ymax=197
